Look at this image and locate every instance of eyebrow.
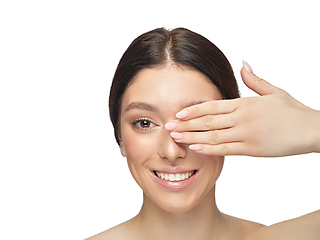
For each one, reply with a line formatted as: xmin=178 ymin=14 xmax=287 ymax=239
xmin=124 ymin=100 xmax=207 ymax=113
xmin=183 ymin=100 xmax=208 ymax=109
xmin=124 ymin=102 xmax=158 ymax=112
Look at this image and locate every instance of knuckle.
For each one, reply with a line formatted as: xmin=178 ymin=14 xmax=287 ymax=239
xmin=210 ymin=130 xmax=219 ymax=144
xmin=256 ymin=76 xmax=265 ymax=83
xmin=203 ymin=115 xmax=214 ymax=128
xmin=221 ymin=144 xmax=230 ymax=155
xmin=209 ymin=101 xmax=218 ymax=113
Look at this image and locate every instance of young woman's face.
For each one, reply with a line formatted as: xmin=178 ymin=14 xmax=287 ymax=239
xmin=119 ymin=65 xmax=224 ymax=213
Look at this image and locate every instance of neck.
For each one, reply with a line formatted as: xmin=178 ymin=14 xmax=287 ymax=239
xmin=133 ymin=186 xmax=227 ymax=240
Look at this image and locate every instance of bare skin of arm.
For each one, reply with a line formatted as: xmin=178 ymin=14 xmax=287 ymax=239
xmin=87 ymin=63 xmax=320 ymax=240
xmin=166 ymin=62 xmax=320 ymax=156
xmin=164 ymin=62 xmax=320 ymax=239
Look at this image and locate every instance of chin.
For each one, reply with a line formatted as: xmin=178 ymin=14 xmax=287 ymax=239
xmin=146 ymin=185 xmax=216 ymax=214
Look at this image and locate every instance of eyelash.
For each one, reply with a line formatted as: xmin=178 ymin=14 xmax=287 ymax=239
xmin=131 ymin=118 xmax=158 ymax=131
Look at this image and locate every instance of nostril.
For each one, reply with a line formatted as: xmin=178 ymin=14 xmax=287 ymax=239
xmin=158 ymin=130 xmax=187 ymax=161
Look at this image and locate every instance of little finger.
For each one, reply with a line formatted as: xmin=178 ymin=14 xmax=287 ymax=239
xmin=189 ymin=142 xmax=246 ymax=156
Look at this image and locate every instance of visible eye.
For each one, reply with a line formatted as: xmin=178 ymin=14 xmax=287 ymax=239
xmin=131 ymin=118 xmax=157 ymax=131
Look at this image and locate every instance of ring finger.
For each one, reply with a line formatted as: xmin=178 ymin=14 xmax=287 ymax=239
xmin=170 ymin=128 xmax=241 ymax=145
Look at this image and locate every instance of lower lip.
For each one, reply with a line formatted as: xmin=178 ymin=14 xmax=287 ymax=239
xmin=150 ymin=170 xmax=198 ymax=190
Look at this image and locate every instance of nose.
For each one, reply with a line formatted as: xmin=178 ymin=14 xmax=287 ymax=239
xmin=158 ymin=129 xmax=187 ymax=162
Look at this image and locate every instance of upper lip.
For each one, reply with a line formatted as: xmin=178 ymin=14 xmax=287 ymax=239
xmin=151 ymin=166 xmax=198 ymax=174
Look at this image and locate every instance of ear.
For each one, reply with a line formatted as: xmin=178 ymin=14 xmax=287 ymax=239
xmin=119 ymin=138 xmax=127 ymax=157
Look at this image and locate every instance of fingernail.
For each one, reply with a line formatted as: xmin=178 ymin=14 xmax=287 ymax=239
xmin=170 ymin=132 xmax=183 ymax=140
xmin=189 ymin=144 xmax=203 ymax=151
xmin=165 ymin=122 xmax=177 ymax=131
xmin=242 ymin=61 xmax=253 ymax=73
xmin=176 ymin=110 xmax=190 ymax=119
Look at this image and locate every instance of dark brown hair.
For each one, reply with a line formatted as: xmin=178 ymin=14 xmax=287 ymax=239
xmin=109 ymin=27 xmax=240 ymax=145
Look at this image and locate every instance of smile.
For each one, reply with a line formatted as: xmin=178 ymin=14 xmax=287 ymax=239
xmin=154 ymin=170 xmax=197 ymax=182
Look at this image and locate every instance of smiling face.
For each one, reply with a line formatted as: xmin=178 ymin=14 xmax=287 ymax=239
xmin=119 ymin=64 xmax=224 ymax=213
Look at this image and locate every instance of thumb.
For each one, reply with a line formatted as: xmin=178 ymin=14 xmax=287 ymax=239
xmin=241 ymin=61 xmax=283 ymax=96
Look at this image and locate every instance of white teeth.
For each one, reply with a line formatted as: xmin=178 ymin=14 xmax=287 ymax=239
xmin=155 ymin=171 xmax=196 ymax=181
xmin=175 ymin=174 xmax=181 ymax=181
xmin=169 ymin=174 xmax=175 ymax=181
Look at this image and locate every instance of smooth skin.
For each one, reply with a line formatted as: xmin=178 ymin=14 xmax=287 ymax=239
xmin=164 ymin=62 xmax=320 ymax=239
xmin=167 ymin=62 xmax=320 ymax=157
xmin=88 ymin=65 xmax=265 ymax=240
xmin=87 ymin=63 xmax=320 ymax=240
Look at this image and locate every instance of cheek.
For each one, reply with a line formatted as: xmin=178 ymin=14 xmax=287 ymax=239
xmin=121 ymin=126 xmax=159 ymax=173
xmin=202 ymin=155 xmax=224 ymax=184
xmin=121 ymin=128 xmax=160 ymax=190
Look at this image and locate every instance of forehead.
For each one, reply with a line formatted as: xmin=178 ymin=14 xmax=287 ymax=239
xmin=121 ymin=66 xmax=222 ymax=113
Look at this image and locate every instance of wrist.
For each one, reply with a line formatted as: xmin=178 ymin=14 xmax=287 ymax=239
xmin=310 ymin=109 xmax=320 ymax=153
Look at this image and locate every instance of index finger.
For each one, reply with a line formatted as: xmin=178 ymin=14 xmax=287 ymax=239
xmin=176 ymin=99 xmax=239 ymax=120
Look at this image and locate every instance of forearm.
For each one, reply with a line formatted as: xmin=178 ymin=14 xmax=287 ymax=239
xmin=307 ymin=109 xmax=320 ymax=154
xmin=311 ymin=110 xmax=320 ymax=153
xmin=293 ymin=106 xmax=320 ymax=155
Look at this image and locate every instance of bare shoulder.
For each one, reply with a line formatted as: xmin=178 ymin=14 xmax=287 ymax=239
xmin=221 ymin=213 xmax=266 ymax=240
xmin=85 ymin=218 xmax=136 ymax=240
xmin=246 ymin=210 xmax=320 ymax=240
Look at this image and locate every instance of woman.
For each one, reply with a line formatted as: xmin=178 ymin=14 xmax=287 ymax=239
xmin=87 ymin=28 xmax=320 ymax=239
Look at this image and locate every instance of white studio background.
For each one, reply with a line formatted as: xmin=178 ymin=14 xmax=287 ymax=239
xmin=0 ymin=1 xmax=319 ymax=239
